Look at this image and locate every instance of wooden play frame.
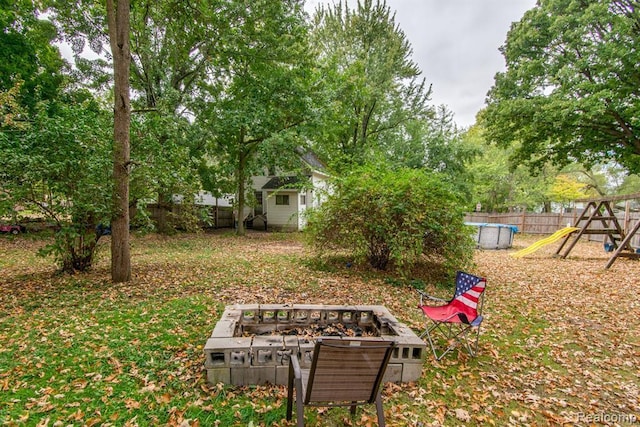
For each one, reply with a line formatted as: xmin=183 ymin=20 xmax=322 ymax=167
xmin=555 ymin=192 xmax=640 ymax=269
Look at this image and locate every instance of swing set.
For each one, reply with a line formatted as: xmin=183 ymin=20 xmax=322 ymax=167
xmin=554 ymin=192 xmax=640 ymax=269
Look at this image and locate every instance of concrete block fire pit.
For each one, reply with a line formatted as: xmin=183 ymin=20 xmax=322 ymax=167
xmin=204 ymin=304 xmax=426 ymax=386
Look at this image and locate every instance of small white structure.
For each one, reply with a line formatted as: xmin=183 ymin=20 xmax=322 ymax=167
xmin=250 ymin=151 xmax=330 ymax=231
xmin=194 ymin=150 xmax=330 ymax=232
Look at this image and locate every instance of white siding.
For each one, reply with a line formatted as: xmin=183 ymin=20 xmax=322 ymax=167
xmin=265 ymin=190 xmax=299 ymax=230
xmin=297 ymin=191 xmax=309 ymax=230
xmin=310 ymin=173 xmax=330 ymax=208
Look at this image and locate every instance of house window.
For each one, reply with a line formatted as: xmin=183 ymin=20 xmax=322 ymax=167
xmin=300 ymin=194 xmax=306 ymax=205
xmin=276 ymin=194 xmax=290 ymax=206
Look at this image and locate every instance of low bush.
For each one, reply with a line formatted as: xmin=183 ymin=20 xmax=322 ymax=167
xmin=306 ymin=163 xmax=474 ymax=277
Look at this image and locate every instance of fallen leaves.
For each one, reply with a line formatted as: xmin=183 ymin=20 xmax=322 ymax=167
xmin=1 ymin=231 xmax=639 ymax=426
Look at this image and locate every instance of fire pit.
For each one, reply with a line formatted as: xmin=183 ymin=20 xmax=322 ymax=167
xmin=204 ymin=304 xmax=426 ymax=386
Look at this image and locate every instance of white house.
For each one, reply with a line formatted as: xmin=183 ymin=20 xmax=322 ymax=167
xmin=194 ymin=150 xmax=330 ymax=231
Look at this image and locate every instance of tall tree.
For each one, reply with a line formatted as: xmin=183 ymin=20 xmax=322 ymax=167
xmin=50 ymin=0 xmax=227 ymax=233
xmin=106 ymin=0 xmax=131 ymax=282
xmin=547 ymin=174 xmax=596 ymax=210
xmin=377 ymin=105 xmax=477 ymax=199
xmin=309 ymin=0 xmax=432 ymax=170
xmin=198 ymin=0 xmax=313 ymax=236
xmin=1 ymin=3 xmax=115 ymax=272
xmin=484 ymin=0 xmax=640 ymax=174
xmin=125 ymin=0 xmax=231 ymax=232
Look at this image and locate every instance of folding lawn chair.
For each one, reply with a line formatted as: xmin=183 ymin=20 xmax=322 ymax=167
xmin=286 ymin=338 xmax=395 ymax=427
xmin=417 ymin=271 xmax=487 ymax=360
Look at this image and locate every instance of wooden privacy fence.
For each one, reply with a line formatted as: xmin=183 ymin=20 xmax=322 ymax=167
xmin=465 ymin=211 xmax=640 ymax=244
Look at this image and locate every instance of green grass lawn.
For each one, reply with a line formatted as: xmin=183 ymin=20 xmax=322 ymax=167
xmin=1 ymin=231 xmax=638 ymax=426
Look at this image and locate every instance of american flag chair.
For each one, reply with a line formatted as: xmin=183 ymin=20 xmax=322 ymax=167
xmin=417 ymin=271 xmax=487 ymax=360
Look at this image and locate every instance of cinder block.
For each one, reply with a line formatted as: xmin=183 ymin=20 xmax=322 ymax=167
xmin=289 ymin=305 xmax=325 ymax=324
xmin=307 ymin=308 xmax=325 ymax=324
xmin=389 ymin=335 xmax=426 ymax=364
xmin=233 ymin=366 xmax=276 ymax=386
xmin=207 ymin=367 xmax=230 ymax=384
xmin=204 ymin=337 xmax=252 ymax=368
xmin=239 ymin=304 xmax=260 ymax=324
xmin=292 ymin=304 xmax=325 ymax=311
xmin=211 ymin=319 xmax=237 ymax=338
xmin=230 ymin=367 xmax=245 ymax=386
xmin=275 ymin=365 xmax=289 ymax=385
xmin=292 ymin=308 xmax=310 ymax=324
xmin=221 ymin=308 xmax=242 ymax=321
xmin=251 ymin=336 xmax=284 ymax=366
xmin=382 ymin=363 xmax=403 ymax=383
xmin=368 ymin=305 xmax=397 ymax=320
xmin=387 ymin=322 xmax=415 ymax=337
xmin=280 ymin=336 xmax=300 ymax=365
xmin=258 ymin=305 xmax=279 ymax=324
xmin=401 ymin=362 xmax=423 ymax=383
xmin=260 ymin=304 xmax=293 ymax=324
xmin=242 ymin=324 xmax=278 ymax=335
xmin=356 ymin=309 xmax=375 ymax=327
xmin=298 ymin=339 xmax=315 ymax=368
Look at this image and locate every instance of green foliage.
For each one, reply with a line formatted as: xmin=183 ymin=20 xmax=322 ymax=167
xmin=484 ymin=0 xmax=640 ymax=174
xmin=198 ymin=0 xmax=313 ymax=235
xmin=616 ymin=173 xmax=640 ymax=196
xmin=463 ymin=124 xmax=558 ymax=212
xmin=547 ymin=174 xmax=593 ymax=207
xmin=306 ymin=163 xmax=474 ymax=275
xmin=463 ymin=123 xmax=640 ymax=212
xmin=0 ymin=100 xmax=112 ymax=272
xmin=308 ymin=0 xmax=432 ymax=171
xmin=0 ymin=1 xmax=66 ymax=112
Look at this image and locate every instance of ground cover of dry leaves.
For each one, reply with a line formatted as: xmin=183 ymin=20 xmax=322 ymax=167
xmin=0 ymin=231 xmax=638 ymax=426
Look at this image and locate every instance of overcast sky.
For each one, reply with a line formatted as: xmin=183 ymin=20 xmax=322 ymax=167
xmin=305 ymin=0 xmax=537 ymax=128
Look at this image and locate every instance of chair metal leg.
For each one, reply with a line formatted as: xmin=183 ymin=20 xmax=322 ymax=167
xmin=375 ymin=392 xmax=386 ymax=427
xmin=286 ymin=364 xmax=294 ymax=420
xmin=295 ymin=381 xmax=304 ymax=427
xmin=296 ymin=400 xmax=304 ymax=427
xmin=422 ymin=320 xmax=482 ymax=360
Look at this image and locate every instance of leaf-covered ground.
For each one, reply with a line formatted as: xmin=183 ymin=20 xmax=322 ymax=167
xmin=1 ymin=231 xmax=638 ymax=426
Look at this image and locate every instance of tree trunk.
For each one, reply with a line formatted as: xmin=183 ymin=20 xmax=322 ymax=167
xmin=156 ymin=192 xmax=172 ymax=234
xmin=107 ymin=0 xmax=131 ymax=283
xmin=236 ymin=128 xmax=247 ymax=236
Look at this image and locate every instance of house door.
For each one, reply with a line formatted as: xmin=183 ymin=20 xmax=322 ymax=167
xmin=254 ymin=191 xmax=264 ymax=215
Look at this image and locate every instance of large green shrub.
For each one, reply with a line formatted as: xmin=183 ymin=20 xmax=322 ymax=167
xmin=1 ymin=101 xmax=112 ymax=273
xmin=306 ymin=164 xmax=474 ymax=276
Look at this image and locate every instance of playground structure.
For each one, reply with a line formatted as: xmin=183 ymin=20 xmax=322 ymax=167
xmin=512 ymin=192 xmax=640 ymax=269
xmin=511 ymin=226 xmax=579 ymax=258
xmin=555 ymin=193 xmax=640 ymax=268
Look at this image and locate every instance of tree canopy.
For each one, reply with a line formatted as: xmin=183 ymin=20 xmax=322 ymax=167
xmin=197 ymin=0 xmax=313 ymax=235
xmin=12 ymin=0 xmax=634 ymax=277
xmin=483 ymin=0 xmax=640 ymax=174
xmin=308 ymin=0 xmax=432 ymax=171
xmin=0 ymin=0 xmax=66 ymax=112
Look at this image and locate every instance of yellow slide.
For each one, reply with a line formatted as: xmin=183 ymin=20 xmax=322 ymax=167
xmin=511 ymin=226 xmax=580 ymax=258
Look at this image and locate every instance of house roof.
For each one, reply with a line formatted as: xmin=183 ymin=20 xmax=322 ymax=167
xmin=298 ymin=149 xmax=327 ymax=172
xmin=262 ymin=176 xmax=306 ymax=190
